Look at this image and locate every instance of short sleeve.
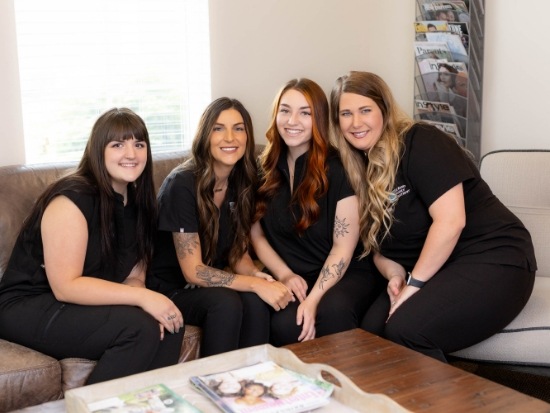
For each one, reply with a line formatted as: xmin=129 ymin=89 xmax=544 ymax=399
xmin=403 ymin=124 xmax=476 ymax=207
xmin=327 ymin=153 xmax=355 ymax=202
xmin=157 ymin=169 xmax=199 ymax=233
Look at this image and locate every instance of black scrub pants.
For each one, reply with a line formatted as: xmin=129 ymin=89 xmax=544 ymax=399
xmin=270 ymin=267 xmax=384 ymax=346
xmin=169 ymin=287 xmax=270 ymax=357
xmin=361 ymin=262 xmax=535 ymax=362
xmin=0 ymin=293 xmax=184 ymax=384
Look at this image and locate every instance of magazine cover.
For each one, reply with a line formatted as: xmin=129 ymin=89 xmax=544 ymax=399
xmin=86 ymin=383 xmax=203 ymax=413
xmin=190 ymin=361 xmax=334 ymax=413
xmin=415 ymin=98 xmax=456 ymax=115
xmin=414 ymin=41 xmax=452 ymax=62
xmin=425 ymin=32 xmax=468 ymax=62
xmin=424 ymin=119 xmax=464 ymax=142
xmin=414 ymin=20 xmax=449 ymax=33
xmin=421 ymin=1 xmax=470 ymax=22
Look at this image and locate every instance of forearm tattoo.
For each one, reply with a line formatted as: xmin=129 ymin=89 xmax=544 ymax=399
xmin=174 ymin=233 xmax=200 ymax=259
xmin=319 ymin=258 xmax=347 ymax=290
xmin=196 ymin=265 xmax=236 ymax=287
xmin=333 ymin=215 xmax=350 ymax=238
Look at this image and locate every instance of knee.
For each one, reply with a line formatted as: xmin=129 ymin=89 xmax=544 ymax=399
xmin=206 ymin=288 xmax=243 ymax=313
xmin=118 ymin=307 xmax=159 ymax=341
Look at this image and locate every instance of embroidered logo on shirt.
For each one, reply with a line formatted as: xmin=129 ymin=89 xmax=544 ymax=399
xmin=388 ymin=185 xmax=410 ymax=212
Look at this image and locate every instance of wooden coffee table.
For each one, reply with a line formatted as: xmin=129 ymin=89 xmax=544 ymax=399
xmin=17 ymin=328 xmax=550 ymax=412
xmin=284 ymin=329 xmax=550 ymax=412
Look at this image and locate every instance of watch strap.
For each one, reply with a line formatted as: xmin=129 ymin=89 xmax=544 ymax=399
xmin=406 ymin=272 xmax=426 ymax=288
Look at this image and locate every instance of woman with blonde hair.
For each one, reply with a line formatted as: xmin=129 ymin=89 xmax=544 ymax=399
xmin=330 ymin=71 xmax=536 ymax=361
xmin=252 ymin=78 xmax=382 ymax=346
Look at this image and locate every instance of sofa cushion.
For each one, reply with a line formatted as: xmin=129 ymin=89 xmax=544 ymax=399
xmin=0 ymin=339 xmax=63 ymax=411
xmin=450 ymin=276 xmax=550 ymax=365
xmin=60 ymin=358 xmax=97 ymax=392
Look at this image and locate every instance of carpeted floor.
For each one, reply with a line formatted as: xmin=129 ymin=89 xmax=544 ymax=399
xmin=450 ymin=360 xmax=550 ymax=403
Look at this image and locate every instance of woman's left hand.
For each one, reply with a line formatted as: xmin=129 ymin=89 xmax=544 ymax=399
xmin=387 ymin=285 xmax=420 ymax=321
xmin=296 ymin=299 xmax=317 ymax=342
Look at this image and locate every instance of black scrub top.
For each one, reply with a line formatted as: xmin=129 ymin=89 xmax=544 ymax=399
xmin=259 ymin=149 xmax=367 ymax=281
xmin=380 ymin=123 xmax=537 ymax=272
xmin=0 ymin=185 xmax=139 ymax=306
xmin=149 ymin=167 xmax=235 ymax=293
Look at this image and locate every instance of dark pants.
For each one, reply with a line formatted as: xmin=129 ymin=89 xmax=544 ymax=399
xmin=270 ymin=267 xmax=384 ymax=346
xmin=361 ymin=263 xmax=535 ymax=362
xmin=169 ymin=287 xmax=270 ymax=357
xmin=0 ymin=293 xmax=184 ymax=384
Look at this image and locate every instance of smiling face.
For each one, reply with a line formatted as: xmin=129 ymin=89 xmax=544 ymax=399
xmin=276 ymin=88 xmax=313 ymax=158
xmin=338 ymin=92 xmax=384 ymax=152
xmin=104 ymin=136 xmax=148 ymax=195
xmin=209 ymin=108 xmax=247 ymax=174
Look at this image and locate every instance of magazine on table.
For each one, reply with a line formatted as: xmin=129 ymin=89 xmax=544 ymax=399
xmin=190 ymin=360 xmax=334 ymax=413
xmin=86 ymin=383 xmax=203 ymax=413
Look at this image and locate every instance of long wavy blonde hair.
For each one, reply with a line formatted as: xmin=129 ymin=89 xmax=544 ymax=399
xmin=330 ymin=72 xmax=414 ymax=257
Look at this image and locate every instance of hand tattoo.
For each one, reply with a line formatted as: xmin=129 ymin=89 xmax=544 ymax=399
xmin=174 ymin=233 xmax=199 ymax=259
xmin=196 ymin=265 xmax=236 ymax=287
xmin=334 ymin=215 xmax=349 ymax=238
xmin=319 ymin=258 xmax=347 ymax=289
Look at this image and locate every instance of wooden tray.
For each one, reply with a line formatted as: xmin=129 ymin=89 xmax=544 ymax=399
xmin=65 ymin=344 xmax=410 ymax=413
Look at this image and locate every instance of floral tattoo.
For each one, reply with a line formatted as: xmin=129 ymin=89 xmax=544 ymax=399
xmin=196 ymin=265 xmax=236 ymax=287
xmin=334 ymin=216 xmax=349 ymax=238
xmin=174 ymin=233 xmax=200 ymax=259
xmin=319 ymin=258 xmax=347 ymax=289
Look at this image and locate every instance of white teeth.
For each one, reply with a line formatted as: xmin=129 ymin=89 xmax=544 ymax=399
xmin=286 ymin=129 xmax=303 ymax=135
xmin=221 ymin=147 xmax=237 ymax=152
xmin=120 ymin=163 xmax=136 ymax=167
xmin=352 ymin=131 xmax=367 ymax=138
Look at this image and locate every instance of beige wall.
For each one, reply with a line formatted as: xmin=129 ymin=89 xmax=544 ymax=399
xmin=1 ymin=0 xmax=549 ymax=166
xmin=481 ymin=0 xmax=550 ymax=154
xmin=208 ymin=0 xmax=415 ymax=144
xmin=0 ymin=0 xmax=25 ymax=166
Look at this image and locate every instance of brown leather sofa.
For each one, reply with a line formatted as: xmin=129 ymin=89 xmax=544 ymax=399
xmin=0 ymin=151 xmax=202 ymax=412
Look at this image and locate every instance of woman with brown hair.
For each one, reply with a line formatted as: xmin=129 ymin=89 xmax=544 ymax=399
xmin=148 ymin=97 xmax=292 ymax=356
xmin=252 ymin=78 xmax=382 ymax=346
xmin=0 ymin=108 xmax=184 ymax=384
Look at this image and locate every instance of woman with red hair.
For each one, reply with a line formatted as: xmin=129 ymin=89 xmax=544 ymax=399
xmin=252 ymin=78 xmax=382 ymax=346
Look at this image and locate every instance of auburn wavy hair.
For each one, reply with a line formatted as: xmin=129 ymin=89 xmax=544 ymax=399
xmin=330 ymin=71 xmax=413 ymax=257
xmin=180 ymin=97 xmax=257 ymax=270
xmin=254 ymin=78 xmax=330 ymax=233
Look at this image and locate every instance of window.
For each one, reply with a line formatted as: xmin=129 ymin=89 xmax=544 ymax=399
xmin=15 ymin=0 xmax=211 ymax=163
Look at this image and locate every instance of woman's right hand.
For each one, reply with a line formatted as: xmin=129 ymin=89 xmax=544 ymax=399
xmin=279 ymin=273 xmax=308 ymax=302
xmin=139 ymin=290 xmax=184 ymax=340
xmin=252 ymin=278 xmax=294 ymax=311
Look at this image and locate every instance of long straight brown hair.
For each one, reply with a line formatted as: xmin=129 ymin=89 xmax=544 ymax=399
xmin=180 ymin=97 xmax=257 ymax=270
xmin=24 ymin=108 xmax=156 ymax=268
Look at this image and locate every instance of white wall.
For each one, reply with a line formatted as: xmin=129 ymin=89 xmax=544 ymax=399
xmin=0 ymin=0 xmax=25 ymax=166
xmin=208 ymin=0 xmax=415 ymax=144
xmin=1 ymin=0 xmax=549 ymax=166
xmin=482 ymin=0 xmax=550 ymax=154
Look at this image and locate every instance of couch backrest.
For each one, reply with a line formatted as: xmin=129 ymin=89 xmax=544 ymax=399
xmin=480 ymin=150 xmax=550 ymax=277
xmin=0 ymin=151 xmax=189 ymax=280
